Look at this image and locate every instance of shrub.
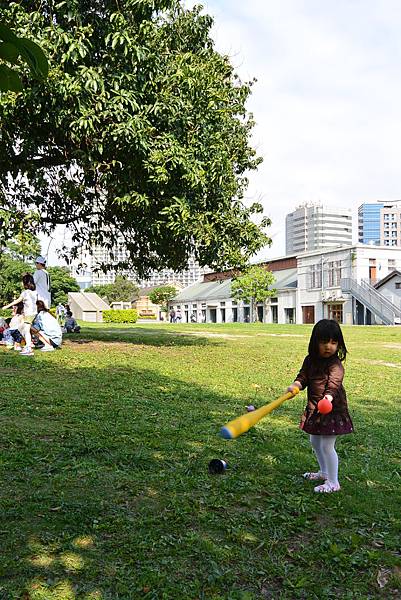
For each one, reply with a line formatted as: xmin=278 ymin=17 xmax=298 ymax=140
xmin=0 ymin=309 xmax=12 ymax=318
xmin=139 ymin=314 xmax=157 ymax=319
xmin=103 ymin=309 xmax=138 ymax=323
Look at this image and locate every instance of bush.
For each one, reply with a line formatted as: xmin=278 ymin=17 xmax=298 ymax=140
xmin=139 ymin=314 xmax=157 ymax=320
xmin=0 ymin=309 xmax=12 ymax=318
xmin=103 ymin=309 xmax=138 ymax=323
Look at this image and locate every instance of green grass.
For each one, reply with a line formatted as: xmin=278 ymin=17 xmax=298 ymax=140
xmin=1 ymin=323 xmax=400 ymax=599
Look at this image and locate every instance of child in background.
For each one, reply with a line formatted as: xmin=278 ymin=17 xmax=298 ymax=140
xmin=3 ymin=303 xmax=25 ymax=349
xmin=64 ymin=311 xmax=80 ymax=333
xmin=287 ymin=319 xmax=353 ymax=494
xmin=1 ymin=274 xmax=38 ymax=356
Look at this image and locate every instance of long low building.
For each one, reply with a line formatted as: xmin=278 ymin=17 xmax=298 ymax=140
xmin=169 ymin=244 xmax=401 ymax=325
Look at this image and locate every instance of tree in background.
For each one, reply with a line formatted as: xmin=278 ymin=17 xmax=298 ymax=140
xmin=48 ymin=266 xmax=80 ymax=306
xmin=0 ymin=234 xmax=41 ymax=305
xmin=148 ymin=285 xmax=178 ymax=314
xmin=231 ymin=266 xmax=276 ymax=323
xmin=85 ymin=276 xmax=139 ymax=304
xmin=0 ymin=1 xmax=271 ymax=277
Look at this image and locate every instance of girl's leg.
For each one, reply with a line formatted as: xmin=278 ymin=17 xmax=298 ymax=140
xmin=319 ymin=435 xmax=339 ymax=486
xmin=19 ymin=323 xmax=32 ymax=349
xmin=306 ymin=435 xmax=328 ymax=478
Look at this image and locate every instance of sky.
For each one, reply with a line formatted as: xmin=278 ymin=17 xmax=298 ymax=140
xmin=44 ymin=0 xmax=401 ymax=263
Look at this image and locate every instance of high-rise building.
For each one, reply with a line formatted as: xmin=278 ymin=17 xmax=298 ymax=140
xmin=78 ymin=243 xmax=212 ymax=288
xmin=381 ymin=200 xmax=401 ymax=247
xmin=358 ymin=202 xmax=384 ymax=245
xmin=285 ymin=203 xmax=353 ymax=254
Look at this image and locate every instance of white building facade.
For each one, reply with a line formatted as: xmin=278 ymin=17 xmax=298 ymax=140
xmin=170 ymin=244 xmax=401 ymax=326
xmin=286 ymin=203 xmax=353 ymax=255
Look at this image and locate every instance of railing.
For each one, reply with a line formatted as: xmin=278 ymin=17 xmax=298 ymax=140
xmin=341 ymin=278 xmax=395 ymax=325
xmin=360 ymin=279 xmax=401 ymax=319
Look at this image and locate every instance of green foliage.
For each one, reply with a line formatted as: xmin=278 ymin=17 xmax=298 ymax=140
xmin=0 ymin=22 xmax=49 ymax=92
xmin=86 ymin=275 xmax=139 ymax=303
xmin=48 ymin=266 xmax=80 ymax=305
xmin=138 ymin=313 xmax=157 ymax=319
xmin=0 ymin=236 xmax=40 ymax=304
xmin=103 ymin=308 xmax=138 ymax=323
xmin=0 ymin=308 xmax=12 ymax=318
xmin=0 ymin=1 xmax=271 ymax=276
xmin=231 ymin=265 xmax=276 ymax=322
xmin=148 ymin=285 xmax=177 ymax=312
xmin=231 ymin=265 xmax=276 ymax=303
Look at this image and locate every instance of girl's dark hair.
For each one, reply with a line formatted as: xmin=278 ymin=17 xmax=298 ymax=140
xmin=36 ymin=300 xmax=48 ymax=313
xmin=22 ymin=273 xmax=35 ymax=291
xmin=308 ymin=319 xmax=347 ymax=361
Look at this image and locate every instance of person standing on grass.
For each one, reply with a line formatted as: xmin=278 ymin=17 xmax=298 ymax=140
xmin=287 ymin=319 xmax=353 ymax=494
xmin=2 ymin=274 xmax=38 ymax=356
xmin=33 ymin=256 xmax=51 ymax=309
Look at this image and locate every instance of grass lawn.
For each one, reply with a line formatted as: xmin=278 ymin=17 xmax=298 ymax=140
xmin=1 ymin=322 xmax=400 ymax=599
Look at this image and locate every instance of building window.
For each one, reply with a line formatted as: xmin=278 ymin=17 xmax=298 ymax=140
xmin=328 ymin=303 xmax=343 ymax=323
xmin=328 ymin=261 xmax=342 ymax=286
xmin=389 ymin=260 xmax=396 ymax=271
xmin=310 ymin=264 xmax=322 ymax=288
xmin=395 ymin=282 xmax=401 ymax=289
xmin=285 ymin=308 xmax=295 ymax=324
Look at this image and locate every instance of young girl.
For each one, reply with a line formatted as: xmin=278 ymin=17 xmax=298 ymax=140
xmin=2 ymin=274 xmax=38 ymax=356
xmin=3 ymin=303 xmax=24 ymax=349
xmin=287 ymin=319 xmax=353 ymax=493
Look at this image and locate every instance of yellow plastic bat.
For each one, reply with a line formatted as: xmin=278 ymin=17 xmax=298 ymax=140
xmin=220 ymin=387 xmax=300 ymax=439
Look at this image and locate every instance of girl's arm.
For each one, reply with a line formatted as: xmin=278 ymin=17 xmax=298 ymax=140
xmin=2 ymin=294 xmax=24 ymax=310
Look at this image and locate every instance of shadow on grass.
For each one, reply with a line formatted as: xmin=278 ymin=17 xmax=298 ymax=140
xmin=70 ymin=325 xmax=224 ymax=348
xmin=0 ymin=350 xmax=400 ymax=599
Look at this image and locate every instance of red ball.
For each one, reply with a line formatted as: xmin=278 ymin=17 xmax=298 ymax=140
xmin=317 ymin=398 xmax=333 ymax=414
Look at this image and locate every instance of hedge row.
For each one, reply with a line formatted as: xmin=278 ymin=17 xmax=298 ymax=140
xmin=103 ymin=309 xmax=138 ymax=323
xmin=139 ymin=314 xmax=157 ymax=319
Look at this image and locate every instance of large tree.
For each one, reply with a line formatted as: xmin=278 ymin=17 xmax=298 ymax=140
xmin=0 ymin=0 xmax=271 ymax=277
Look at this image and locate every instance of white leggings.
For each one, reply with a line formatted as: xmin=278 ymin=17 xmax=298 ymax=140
xmin=310 ymin=434 xmax=339 ymax=484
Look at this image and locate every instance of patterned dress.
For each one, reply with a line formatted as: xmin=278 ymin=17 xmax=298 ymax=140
xmin=295 ymin=354 xmax=354 ymax=436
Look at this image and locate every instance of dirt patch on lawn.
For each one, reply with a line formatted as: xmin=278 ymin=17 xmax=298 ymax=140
xmin=63 ymin=339 xmax=137 ymax=352
xmin=382 ymin=343 xmax=401 ymax=350
xmin=359 ymin=358 xmax=401 ymax=369
xmin=179 ymin=331 xmax=305 ymax=339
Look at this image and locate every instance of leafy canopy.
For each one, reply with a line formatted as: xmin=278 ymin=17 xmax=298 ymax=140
xmin=85 ymin=275 xmax=139 ymax=304
xmin=148 ymin=285 xmax=177 ymax=311
xmin=231 ymin=265 xmax=276 ymax=304
xmin=0 ymin=22 xmax=48 ymax=92
xmin=0 ymin=0 xmax=271 ymax=277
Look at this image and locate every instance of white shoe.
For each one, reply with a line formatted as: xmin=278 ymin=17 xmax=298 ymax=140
xmin=40 ymin=346 xmax=55 ymax=352
xmin=20 ymin=348 xmax=34 ymax=356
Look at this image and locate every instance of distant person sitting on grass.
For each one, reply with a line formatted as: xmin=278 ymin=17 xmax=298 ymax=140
xmin=64 ymin=311 xmax=80 ymax=333
xmin=3 ymin=303 xmax=24 ymax=349
xmin=2 ymin=274 xmax=38 ymax=356
xmin=31 ymin=300 xmax=63 ymax=352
